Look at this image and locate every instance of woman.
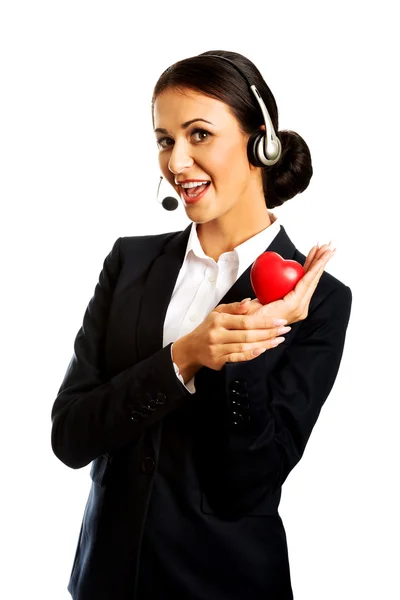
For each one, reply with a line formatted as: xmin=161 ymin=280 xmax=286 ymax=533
xmin=51 ymin=50 xmax=352 ymax=600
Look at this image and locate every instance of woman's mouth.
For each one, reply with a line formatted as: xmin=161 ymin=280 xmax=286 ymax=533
xmin=180 ymin=182 xmax=211 ymax=204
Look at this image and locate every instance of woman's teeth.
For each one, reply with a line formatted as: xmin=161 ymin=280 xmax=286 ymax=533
xmin=181 ymin=181 xmax=208 ymax=188
xmin=182 ymin=182 xmax=210 ymax=197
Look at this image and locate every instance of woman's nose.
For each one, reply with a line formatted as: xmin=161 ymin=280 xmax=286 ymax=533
xmin=168 ymin=141 xmax=194 ymax=175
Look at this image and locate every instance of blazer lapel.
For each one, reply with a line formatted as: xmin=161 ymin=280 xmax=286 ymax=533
xmin=136 ymin=225 xmax=191 ymax=362
xmin=136 ymin=224 xmax=297 ymax=361
xmin=217 ymin=225 xmax=297 ymax=306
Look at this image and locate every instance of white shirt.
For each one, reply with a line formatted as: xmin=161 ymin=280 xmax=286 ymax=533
xmin=163 ymin=212 xmax=281 ymax=394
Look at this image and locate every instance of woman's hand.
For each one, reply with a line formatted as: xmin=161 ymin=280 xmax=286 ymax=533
xmin=173 ymin=243 xmax=335 ymax=374
xmin=235 ymin=242 xmax=336 ymax=324
xmin=181 ymin=303 xmax=291 ymax=372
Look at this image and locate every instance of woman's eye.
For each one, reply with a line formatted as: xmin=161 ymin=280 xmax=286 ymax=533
xmin=156 ymin=129 xmax=211 ymax=149
xmin=191 ymin=129 xmax=210 ymax=142
xmin=156 ymin=137 xmax=173 ymax=149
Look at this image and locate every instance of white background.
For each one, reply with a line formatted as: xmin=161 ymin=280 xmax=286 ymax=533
xmin=1 ymin=1 xmax=399 ymax=599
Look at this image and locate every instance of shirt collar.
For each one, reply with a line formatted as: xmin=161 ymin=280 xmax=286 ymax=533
xmin=183 ymin=211 xmax=281 ymax=275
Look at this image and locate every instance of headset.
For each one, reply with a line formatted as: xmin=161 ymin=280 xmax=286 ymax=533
xmin=158 ymin=54 xmax=281 ymax=210
xmin=205 ymin=54 xmax=281 ymax=167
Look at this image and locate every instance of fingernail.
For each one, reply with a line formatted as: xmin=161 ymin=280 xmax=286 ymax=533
xmin=277 ymin=326 xmax=291 ymax=335
xmin=253 ymin=348 xmax=266 ymax=356
xmin=240 ymin=297 xmax=251 ymax=304
xmin=271 ymin=337 xmax=285 ymax=347
xmin=273 ymin=318 xmax=288 ymax=325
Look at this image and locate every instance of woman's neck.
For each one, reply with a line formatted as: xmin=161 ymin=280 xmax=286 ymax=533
xmin=197 ymin=209 xmax=273 ymax=263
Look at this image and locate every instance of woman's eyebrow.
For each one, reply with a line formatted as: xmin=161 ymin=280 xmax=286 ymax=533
xmin=154 ymin=118 xmax=214 ymax=134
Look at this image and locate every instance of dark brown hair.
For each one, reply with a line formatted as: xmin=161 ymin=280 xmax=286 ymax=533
xmin=152 ymin=50 xmax=313 ymax=209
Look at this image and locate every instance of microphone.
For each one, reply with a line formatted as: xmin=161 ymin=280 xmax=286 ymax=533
xmin=162 ymin=196 xmax=179 ymax=211
xmin=157 ymin=176 xmax=179 ymax=211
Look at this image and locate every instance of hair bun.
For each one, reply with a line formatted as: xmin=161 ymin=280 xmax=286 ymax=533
xmin=264 ymin=130 xmax=313 ymax=208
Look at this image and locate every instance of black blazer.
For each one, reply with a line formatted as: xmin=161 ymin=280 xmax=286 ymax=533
xmin=51 ymin=224 xmax=352 ymax=600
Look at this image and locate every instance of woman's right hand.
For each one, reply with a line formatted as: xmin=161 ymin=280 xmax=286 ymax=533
xmin=187 ymin=301 xmax=291 ymax=371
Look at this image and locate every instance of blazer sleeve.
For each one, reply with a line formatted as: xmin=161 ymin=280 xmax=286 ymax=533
xmin=51 ymin=237 xmax=192 ymax=470
xmin=194 ymin=284 xmax=352 ymax=516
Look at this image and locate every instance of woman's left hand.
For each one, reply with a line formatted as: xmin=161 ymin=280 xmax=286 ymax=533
xmin=236 ymin=242 xmax=336 ymax=325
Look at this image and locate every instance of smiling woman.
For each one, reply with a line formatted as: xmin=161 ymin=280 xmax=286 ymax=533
xmin=51 ymin=50 xmax=352 ymax=600
xmin=151 ymin=52 xmax=313 ymax=258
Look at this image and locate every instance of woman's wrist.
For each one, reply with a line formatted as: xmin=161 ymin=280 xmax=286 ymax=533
xmin=171 ymin=335 xmax=202 ymax=383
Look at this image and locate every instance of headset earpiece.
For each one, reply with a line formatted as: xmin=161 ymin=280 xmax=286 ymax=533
xmin=247 ymin=130 xmax=282 ymax=167
xmin=247 ymin=131 xmax=266 ymax=167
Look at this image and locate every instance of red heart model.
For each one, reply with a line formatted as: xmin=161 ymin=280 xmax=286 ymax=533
xmin=250 ymin=252 xmax=304 ymax=304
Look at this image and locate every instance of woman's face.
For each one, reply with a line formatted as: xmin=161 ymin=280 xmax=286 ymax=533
xmin=153 ymin=87 xmax=261 ymax=224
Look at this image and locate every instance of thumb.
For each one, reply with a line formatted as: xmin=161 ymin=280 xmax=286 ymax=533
xmin=214 ymin=298 xmax=252 ymax=314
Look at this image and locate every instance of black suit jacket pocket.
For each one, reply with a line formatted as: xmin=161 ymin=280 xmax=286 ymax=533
xmin=200 ymin=487 xmax=282 ymax=518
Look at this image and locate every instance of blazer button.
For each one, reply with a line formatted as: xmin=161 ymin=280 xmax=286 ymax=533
xmin=130 ymin=410 xmax=142 ymax=423
xmin=156 ymin=392 xmax=166 ymax=404
xmin=141 ymin=457 xmax=156 ymax=473
xmin=139 ymin=406 xmax=151 ymax=417
xmin=230 ymin=379 xmax=246 ymax=395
